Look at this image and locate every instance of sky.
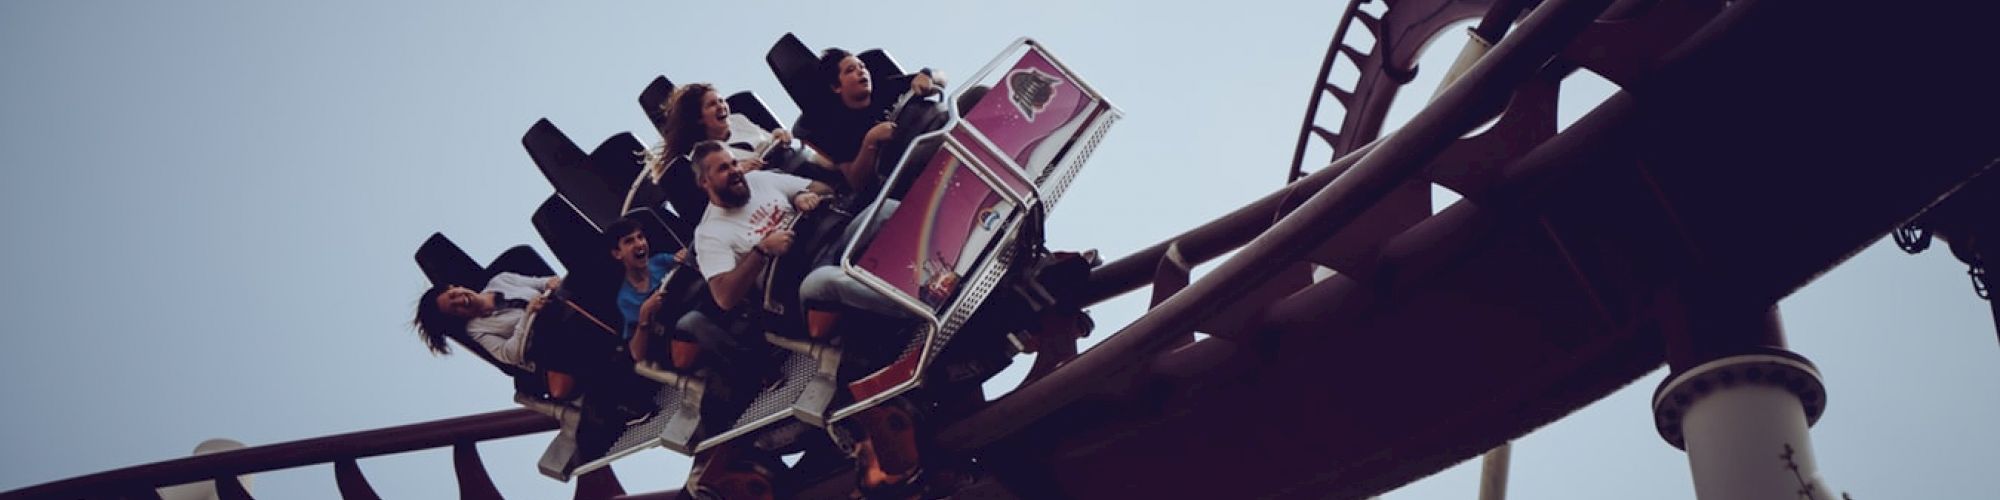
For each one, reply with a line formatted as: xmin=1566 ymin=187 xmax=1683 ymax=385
xmin=2 ymin=1 xmax=1995 ymax=498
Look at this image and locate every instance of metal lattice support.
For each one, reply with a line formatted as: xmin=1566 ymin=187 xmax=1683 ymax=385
xmin=567 ymin=382 xmax=690 ymax=478
xmin=454 ymin=442 xmax=505 ymax=500
xmin=1287 ymin=0 xmax=1501 ymax=182
xmin=1037 ymin=114 xmax=1120 ymax=210
xmin=333 ymin=459 xmax=381 ymax=500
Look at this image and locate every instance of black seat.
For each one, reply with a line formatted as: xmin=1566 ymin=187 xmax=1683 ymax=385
xmin=726 ymin=91 xmax=783 ymax=132
xmin=626 ymin=207 xmax=692 ymax=254
xmin=490 ymin=245 xmax=557 ymax=278
xmin=766 ymin=33 xmax=907 ymax=121
xmin=857 ymin=49 xmax=905 ymax=82
xmin=639 ymin=76 xmax=676 ymax=138
xmin=653 ymin=155 xmax=707 ymax=222
xmin=416 ymin=233 xmax=484 ymax=290
xmin=527 ymin=193 xmax=614 ymax=302
xmin=416 ymin=232 xmax=555 ymax=290
xmin=523 ymin=119 xmax=601 ymax=228
xmin=591 ymin=133 xmax=648 ymax=203
xmin=414 ymin=233 xmax=565 ymax=397
xmin=523 ymin=119 xmax=649 ymax=231
xmin=768 ymin=33 xmax=827 ymax=118
xmin=532 ymin=193 xmax=601 ymax=275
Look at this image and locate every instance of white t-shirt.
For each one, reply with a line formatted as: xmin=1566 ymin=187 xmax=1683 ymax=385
xmin=623 ymin=114 xmax=778 ymax=214
xmin=464 ymin=272 xmax=552 ymax=370
xmin=723 ymin=113 xmax=773 ymax=159
xmin=694 ymin=170 xmax=814 ymax=280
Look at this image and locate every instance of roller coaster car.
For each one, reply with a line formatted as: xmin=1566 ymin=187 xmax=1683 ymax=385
xmin=526 ymin=82 xmax=830 ymax=478
xmin=516 ymin=122 xmax=716 ymax=479
xmin=630 ymin=75 xmax=834 ymax=221
xmin=412 ymin=233 xmax=679 ymax=480
xmin=526 ymin=189 xmax=721 ymax=480
xmin=547 ymin=38 xmax=1119 ymax=482
xmin=827 ymin=36 xmax=1118 ymax=412
xmin=414 ymin=234 xmax=559 ymax=399
xmin=685 ymin=36 xmax=1121 ymax=455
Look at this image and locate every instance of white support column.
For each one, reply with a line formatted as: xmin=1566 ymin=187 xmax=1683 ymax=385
xmin=1431 ymin=27 xmax=1496 ymax=102
xmin=1477 ymin=441 xmax=1511 ymax=500
xmin=1653 ymin=353 xmax=1840 ymax=500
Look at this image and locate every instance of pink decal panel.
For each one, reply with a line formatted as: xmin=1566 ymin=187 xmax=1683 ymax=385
xmin=855 ymin=152 xmax=1013 ymax=311
xmin=960 ymin=49 xmax=1099 ymax=179
xmin=949 ymin=128 xmax=1034 ymax=198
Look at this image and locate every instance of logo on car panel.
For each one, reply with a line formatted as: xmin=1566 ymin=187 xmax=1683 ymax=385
xmin=1006 ymin=68 xmax=1063 ymax=122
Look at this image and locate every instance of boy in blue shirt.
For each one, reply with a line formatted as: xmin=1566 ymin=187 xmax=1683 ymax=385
xmin=606 ymin=218 xmax=690 ymax=368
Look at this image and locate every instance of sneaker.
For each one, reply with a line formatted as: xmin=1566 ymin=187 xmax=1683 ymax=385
xmin=760 ymin=371 xmax=789 ymax=393
xmin=624 ymin=408 xmax=657 ymax=426
xmin=615 ymin=403 xmax=658 ymax=426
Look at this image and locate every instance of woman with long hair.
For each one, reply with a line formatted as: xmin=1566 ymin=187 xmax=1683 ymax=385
xmin=629 ymin=83 xmax=795 ymax=219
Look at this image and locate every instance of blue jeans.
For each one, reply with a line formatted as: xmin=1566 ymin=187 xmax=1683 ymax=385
xmin=799 ymin=200 xmax=913 ymax=318
xmin=676 ymin=310 xmax=765 ymax=381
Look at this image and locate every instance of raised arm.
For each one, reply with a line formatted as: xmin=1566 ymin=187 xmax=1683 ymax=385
xmin=490 ymin=272 xmax=557 ymax=294
xmin=802 ymin=122 xmax=897 ymax=194
xmin=844 ymin=122 xmax=897 ymax=192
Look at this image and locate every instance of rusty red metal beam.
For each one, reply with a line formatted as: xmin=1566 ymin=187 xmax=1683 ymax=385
xmin=1080 ymin=140 xmax=1375 ymax=307
xmin=6 ymin=409 xmax=554 ymax=498
xmin=940 ymin=0 xmax=1619 ymax=455
xmin=998 ymin=0 xmax=2000 ymax=496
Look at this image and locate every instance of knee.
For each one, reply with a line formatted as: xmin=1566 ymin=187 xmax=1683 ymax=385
xmin=800 ymin=267 xmax=841 ymax=297
xmin=872 ymin=199 xmax=900 ymax=225
xmin=676 ymin=311 xmax=714 ymax=337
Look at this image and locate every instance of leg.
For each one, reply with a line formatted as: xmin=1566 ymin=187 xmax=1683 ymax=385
xmin=801 ymin=267 xmax=916 ymax=317
xmin=626 ymin=329 xmax=650 ymax=363
xmin=678 ymin=311 xmax=777 ymax=398
xmin=670 ymin=338 xmax=702 ymax=371
xmin=805 ymin=199 xmax=905 ymax=338
xmin=850 ymin=199 xmax=899 ymax=246
xmin=677 ymin=311 xmax=742 ymax=373
xmin=545 ymin=371 xmax=577 ymax=400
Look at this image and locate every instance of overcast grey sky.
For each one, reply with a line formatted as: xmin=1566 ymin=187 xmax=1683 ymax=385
xmin=3 ymin=1 xmax=1995 ymax=498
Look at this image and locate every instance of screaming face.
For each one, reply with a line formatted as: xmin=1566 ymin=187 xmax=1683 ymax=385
xmin=700 ymin=148 xmax=750 ymax=208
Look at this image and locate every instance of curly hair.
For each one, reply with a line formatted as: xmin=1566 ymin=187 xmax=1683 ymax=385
xmin=660 ymin=82 xmax=719 ymax=163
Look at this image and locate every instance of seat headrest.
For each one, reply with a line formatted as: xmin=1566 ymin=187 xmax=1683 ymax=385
xmin=416 ymin=232 xmax=483 ymax=287
xmin=639 ymin=76 xmax=676 ymax=137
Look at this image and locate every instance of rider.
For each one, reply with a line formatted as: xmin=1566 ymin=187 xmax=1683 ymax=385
xmin=795 ymin=47 xmax=943 ymax=196
xmin=415 ymin=272 xmax=561 ymax=376
xmin=415 ymin=272 xmax=656 ymax=420
xmin=630 ymin=82 xmax=799 ymax=220
xmin=606 ymin=217 xmax=699 ymax=370
xmin=677 ymin=140 xmax=831 ymax=392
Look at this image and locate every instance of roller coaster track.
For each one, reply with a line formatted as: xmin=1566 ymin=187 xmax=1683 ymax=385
xmin=10 ymin=0 xmax=1998 ymax=498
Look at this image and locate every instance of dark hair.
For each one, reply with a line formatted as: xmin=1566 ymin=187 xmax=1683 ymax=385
xmin=689 ymin=140 xmax=731 ymax=183
xmin=661 ymin=82 xmax=718 ymax=162
xmin=604 ymin=217 xmax=644 ymax=253
xmin=818 ymin=48 xmax=855 ymax=92
xmin=413 ymin=284 xmax=460 ymax=355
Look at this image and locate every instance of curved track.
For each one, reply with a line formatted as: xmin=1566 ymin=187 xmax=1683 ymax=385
xmin=9 ymin=0 xmax=1999 ymax=498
